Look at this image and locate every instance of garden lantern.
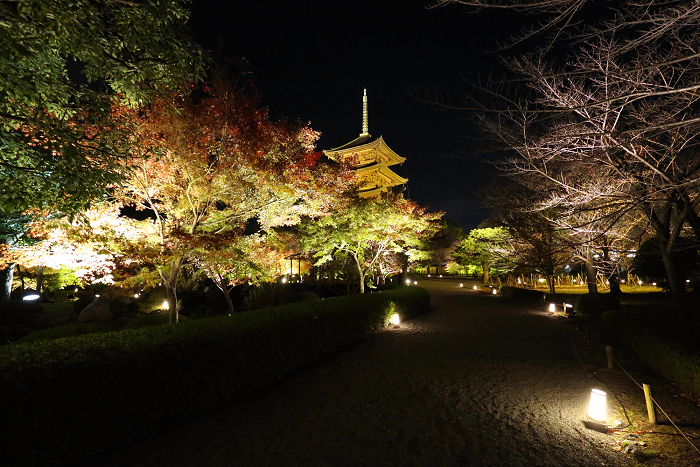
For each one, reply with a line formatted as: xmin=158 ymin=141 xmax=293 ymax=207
xmin=549 ymin=303 xmax=556 ymax=312
xmin=162 ymin=299 xmax=168 ymax=309
xmin=473 ymin=285 xmax=478 ymax=290
xmin=588 ymin=389 xmax=607 ymax=423
xmin=492 ymin=288 xmax=497 ymax=295
xmin=406 ymin=279 xmax=410 ymax=285
xmin=459 ymin=283 xmax=463 ymax=287
xmin=391 ymin=313 xmax=400 ymax=325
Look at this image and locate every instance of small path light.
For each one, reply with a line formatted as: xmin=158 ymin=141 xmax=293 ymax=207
xmin=492 ymin=288 xmax=498 ymax=295
xmin=638 ymin=280 xmax=643 ymax=285
xmin=134 ymin=293 xmax=140 ymax=299
xmin=162 ymin=299 xmax=169 ymax=309
xmin=439 ymin=274 xmax=443 ymax=278
xmin=459 ymin=283 xmax=463 ymax=287
xmin=406 ymin=279 xmax=411 ymax=285
xmin=390 ymin=313 xmax=400 ymax=325
xmin=473 ymin=285 xmax=478 ymax=290
xmin=22 ymin=294 xmax=40 ymax=301
xmin=588 ymin=389 xmax=607 ymax=424
xmin=413 ymin=280 xmax=418 ymax=285
xmin=549 ymin=303 xmax=556 ymax=312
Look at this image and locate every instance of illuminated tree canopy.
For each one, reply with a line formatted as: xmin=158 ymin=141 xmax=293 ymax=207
xmin=0 ymin=0 xmax=203 ymax=214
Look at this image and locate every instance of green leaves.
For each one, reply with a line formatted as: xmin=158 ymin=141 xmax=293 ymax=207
xmin=0 ymin=0 xmax=203 ymax=214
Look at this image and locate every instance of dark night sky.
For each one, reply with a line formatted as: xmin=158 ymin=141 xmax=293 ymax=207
xmin=188 ymin=0 xmax=519 ymax=231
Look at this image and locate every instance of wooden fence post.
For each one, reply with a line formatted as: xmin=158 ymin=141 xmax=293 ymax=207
xmin=643 ymin=383 xmax=657 ymax=425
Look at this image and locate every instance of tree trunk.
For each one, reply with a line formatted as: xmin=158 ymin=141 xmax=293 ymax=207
xmin=482 ymin=262 xmax=490 ymax=285
xmin=160 ymin=257 xmax=184 ymax=323
xmin=584 ymin=250 xmax=598 ymax=294
xmin=661 ymin=249 xmax=685 ymax=302
xmin=547 ymin=274 xmax=556 ymax=294
xmin=608 ymin=274 xmax=622 ymax=295
xmin=0 ymin=263 xmax=14 ymax=301
xmin=221 ymin=287 xmax=235 ymax=314
xmin=36 ymin=265 xmax=44 ymax=298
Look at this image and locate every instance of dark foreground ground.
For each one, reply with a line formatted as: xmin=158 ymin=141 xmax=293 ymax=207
xmin=83 ymin=278 xmax=700 ymax=467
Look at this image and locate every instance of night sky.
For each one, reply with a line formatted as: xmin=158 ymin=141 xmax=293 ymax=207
xmin=188 ymin=0 xmax=520 ymax=231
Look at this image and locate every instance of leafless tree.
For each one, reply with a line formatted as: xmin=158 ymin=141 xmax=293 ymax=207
xmin=437 ymin=0 xmax=700 ymax=300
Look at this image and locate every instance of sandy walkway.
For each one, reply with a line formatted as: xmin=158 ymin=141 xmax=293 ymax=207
xmin=85 ymin=278 xmax=631 ymax=466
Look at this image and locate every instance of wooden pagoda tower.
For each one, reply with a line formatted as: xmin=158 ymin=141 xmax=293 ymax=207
xmin=324 ymin=89 xmax=407 ymax=198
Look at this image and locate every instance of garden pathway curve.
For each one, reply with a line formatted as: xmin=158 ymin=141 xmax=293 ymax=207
xmin=87 ymin=278 xmax=631 ymax=467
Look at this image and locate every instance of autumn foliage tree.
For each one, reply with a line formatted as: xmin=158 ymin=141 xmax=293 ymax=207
xmin=299 ymin=194 xmax=441 ymax=293
xmin=112 ymin=78 xmax=352 ymax=321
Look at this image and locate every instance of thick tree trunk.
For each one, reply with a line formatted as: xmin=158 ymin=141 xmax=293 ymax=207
xmin=584 ymin=250 xmax=598 ymax=294
xmin=0 ymin=263 xmax=14 ymax=301
xmin=547 ymin=274 xmax=556 ymax=294
xmin=661 ymin=249 xmax=685 ymax=302
xmin=482 ymin=263 xmax=490 ymax=285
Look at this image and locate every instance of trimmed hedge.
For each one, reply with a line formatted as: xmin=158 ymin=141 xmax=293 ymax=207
xmin=601 ymin=308 xmax=700 ymax=399
xmin=0 ymin=286 xmax=429 ymax=467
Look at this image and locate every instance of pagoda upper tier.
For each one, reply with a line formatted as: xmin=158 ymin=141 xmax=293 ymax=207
xmin=323 ymin=89 xmax=407 ymax=198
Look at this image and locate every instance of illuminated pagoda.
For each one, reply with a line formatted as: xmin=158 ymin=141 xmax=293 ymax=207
xmin=324 ymin=89 xmax=407 ymax=198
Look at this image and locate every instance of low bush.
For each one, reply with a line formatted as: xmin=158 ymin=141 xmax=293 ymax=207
xmin=575 ymin=293 xmax=620 ymax=318
xmin=602 ymin=308 xmax=700 ymax=399
xmin=123 ymin=312 xmax=170 ymax=329
xmin=0 ymin=286 xmax=429 ymax=467
xmin=17 ymin=323 xmax=112 ymax=343
xmin=0 ymin=300 xmax=42 ymax=326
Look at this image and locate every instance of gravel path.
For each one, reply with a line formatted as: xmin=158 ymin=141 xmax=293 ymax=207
xmin=86 ymin=278 xmax=631 ymax=467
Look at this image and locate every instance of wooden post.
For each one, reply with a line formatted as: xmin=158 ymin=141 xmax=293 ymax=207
xmin=606 ymin=346 xmax=614 ymax=370
xmin=643 ymin=383 xmax=657 ymax=424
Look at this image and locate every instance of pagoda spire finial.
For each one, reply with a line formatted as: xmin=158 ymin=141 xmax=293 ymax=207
xmin=360 ymin=88 xmax=369 ymax=137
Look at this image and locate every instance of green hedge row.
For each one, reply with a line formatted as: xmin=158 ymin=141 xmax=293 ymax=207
xmin=601 ymin=308 xmax=700 ymax=399
xmin=0 ymin=286 xmax=430 ymax=467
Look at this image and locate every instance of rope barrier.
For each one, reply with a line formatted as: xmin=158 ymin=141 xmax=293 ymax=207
xmin=575 ymin=320 xmax=700 ymax=455
xmin=609 ymin=353 xmax=700 ymax=455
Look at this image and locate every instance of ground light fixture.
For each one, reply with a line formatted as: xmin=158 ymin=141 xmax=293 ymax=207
xmin=473 ymin=285 xmax=478 ymax=290
xmin=549 ymin=303 xmax=556 ymax=312
xmin=390 ymin=313 xmax=400 ymax=325
xmin=459 ymin=283 xmax=463 ymax=287
xmin=587 ymin=389 xmax=608 ymax=431
xmin=406 ymin=279 xmax=411 ymax=285
xmin=492 ymin=288 xmax=498 ymax=295
xmin=22 ymin=294 xmax=40 ymax=301
xmin=413 ymin=281 xmax=418 ymax=285
xmin=162 ymin=299 xmax=169 ymax=309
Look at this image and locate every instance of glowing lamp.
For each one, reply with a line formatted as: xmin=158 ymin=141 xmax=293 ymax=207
xmin=134 ymin=293 xmax=140 ymax=298
xmin=473 ymin=285 xmax=478 ymax=290
xmin=687 ymin=279 xmax=691 ymax=283
xmin=638 ymin=280 xmax=643 ymax=285
xmin=22 ymin=294 xmax=40 ymax=301
xmin=406 ymin=279 xmax=411 ymax=285
xmin=390 ymin=313 xmax=400 ymax=325
xmin=162 ymin=299 xmax=169 ymax=309
xmin=549 ymin=303 xmax=556 ymax=312
xmin=413 ymin=281 xmax=417 ymax=285
xmin=439 ymin=275 xmax=443 ymax=278
xmin=588 ymin=389 xmax=607 ymax=423
xmin=427 ymin=274 xmax=430 ymax=277
xmin=74 ymin=287 xmax=79 ymax=293
xmin=95 ymin=294 xmax=100 ymax=297
xmin=652 ymin=282 xmax=656 ymax=286
xmin=459 ymin=283 xmax=463 ymax=287
xmin=282 ymin=277 xmax=287 ymax=283
xmin=538 ymin=278 xmax=545 ymax=283
xmin=492 ymin=288 xmax=498 ymax=295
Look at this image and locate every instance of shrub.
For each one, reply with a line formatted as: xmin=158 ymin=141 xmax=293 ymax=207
xmin=575 ymin=293 xmax=620 ymax=318
xmin=0 ymin=300 xmax=42 ymax=326
xmin=289 ymin=291 xmax=321 ymax=303
xmin=602 ymin=308 xmax=700 ymax=398
xmin=244 ymin=282 xmax=292 ymax=310
xmin=16 ymin=323 xmax=112 ymax=343
xmin=0 ymin=286 xmax=430 ymax=467
xmin=123 ymin=312 xmax=170 ymax=329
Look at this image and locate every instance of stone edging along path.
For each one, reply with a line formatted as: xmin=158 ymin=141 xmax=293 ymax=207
xmin=90 ymin=278 xmax=643 ymax=467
